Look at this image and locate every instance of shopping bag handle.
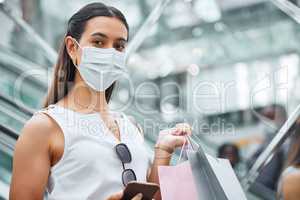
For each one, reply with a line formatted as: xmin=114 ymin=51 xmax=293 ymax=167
xmin=177 ymin=135 xmax=198 ymax=163
xmin=177 ymin=137 xmax=188 ymax=163
xmin=186 ymin=135 xmax=221 ymax=163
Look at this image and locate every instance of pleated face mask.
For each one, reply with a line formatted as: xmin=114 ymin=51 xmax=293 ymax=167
xmin=72 ymin=38 xmax=128 ymax=92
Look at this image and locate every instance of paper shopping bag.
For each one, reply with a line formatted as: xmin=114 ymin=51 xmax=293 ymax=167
xmin=187 ymin=147 xmax=247 ymax=200
xmin=158 ymin=161 xmax=199 ymax=200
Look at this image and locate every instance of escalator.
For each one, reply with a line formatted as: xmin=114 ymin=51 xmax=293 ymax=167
xmin=0 ymin=88 xmax=32 ymax=199
xmin=0 ymin=124 xmax=17 ymax=200
xmin=0 ymin=48 xmax=37 ymax=199
xmin=0 ymin=48 xmax=38 ymax=199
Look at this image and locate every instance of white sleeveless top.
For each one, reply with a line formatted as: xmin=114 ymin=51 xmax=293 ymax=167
xmin=34 ymin=104 xmax=152 ymax=200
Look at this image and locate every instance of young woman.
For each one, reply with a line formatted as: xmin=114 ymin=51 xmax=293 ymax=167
xmin=277 ymin=121 xmax=300 ymax=200
xmin=9 ymin=3 xmax=191 ymax=200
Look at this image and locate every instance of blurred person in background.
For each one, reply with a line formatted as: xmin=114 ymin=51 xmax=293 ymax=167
xmin=9 ymin=3 xmax=192 ymax=200
xmin=218 ymin=143 xmax=241 ymax=168
xmin=218 ymin=143 xmax=246 ymax=179
xmin=248 ymin=105 xmax=288 ymax=191
xmin=277 ymin=120 xmax=300 ymax=200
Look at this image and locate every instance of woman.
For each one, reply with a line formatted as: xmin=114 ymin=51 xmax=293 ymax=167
xmin=277 ymin=121 xmax=300 ymax=200
xmin=9 ymin=3 xmax=191 ymax=200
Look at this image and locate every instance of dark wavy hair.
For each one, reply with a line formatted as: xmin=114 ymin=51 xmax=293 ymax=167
xmin=42 ymin=2 xmax=129 ymax=107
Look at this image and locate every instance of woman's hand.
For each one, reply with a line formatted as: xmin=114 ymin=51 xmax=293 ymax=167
xmin=155 ymin=123 xmax=192 ymax=154
xmin=149 ymin=123 xmax=192 ymax=200
xmin=107 ymin=191 xmax=143 ymax=200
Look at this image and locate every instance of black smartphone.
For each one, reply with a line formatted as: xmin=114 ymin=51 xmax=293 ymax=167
xmin=122 ymin=181 xmax=160 ymax=200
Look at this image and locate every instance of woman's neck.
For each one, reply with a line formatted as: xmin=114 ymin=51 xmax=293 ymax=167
xmin=62 ymin=84 xmax=109 ymax=114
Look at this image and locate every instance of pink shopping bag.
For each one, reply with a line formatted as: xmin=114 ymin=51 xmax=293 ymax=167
xmin=158 ymin=161 xmax=199 ymax=200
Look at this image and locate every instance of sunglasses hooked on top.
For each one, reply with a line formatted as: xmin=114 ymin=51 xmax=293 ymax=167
xmin=115 ymin=143 xmax=137 ymax=186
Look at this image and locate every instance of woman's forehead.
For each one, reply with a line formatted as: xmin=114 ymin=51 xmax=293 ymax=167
xmin=83 ymin=16 xmax=128 ymax=40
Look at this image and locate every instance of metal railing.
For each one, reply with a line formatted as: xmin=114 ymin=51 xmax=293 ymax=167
xmin=0 ymin=123 xmax=18 ymax=141
xmin=125 ymin=0 xmax=172 ymax=58
xmin=0 ymin=123 xmax=17 ymax=200
xmin=0 ymin=93 xmax=33 ymax=152
xmin=271 ymin=0 xmax=300 ymax=23
xmin=242 ymin=103 xmax=300 ymax=190
xmin=0 ymin=123 xmax=18 ymax=158
xmin=0 ymin=0 xmax=57 ymax=64
xmin=0 ymin=47 xmax=49 ymax=88
xmin=0 ymin=93 xmax=34 ymax=116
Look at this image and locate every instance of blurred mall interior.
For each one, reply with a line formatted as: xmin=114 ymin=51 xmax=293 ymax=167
xmin=1 ymin=0 xmax=300 ymax=199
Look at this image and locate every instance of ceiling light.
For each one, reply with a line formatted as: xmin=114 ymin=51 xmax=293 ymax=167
xmin=0 ymin=0 xmax=6 ymax=7
xmin=194 ymin=0 xmax=221 ymax=22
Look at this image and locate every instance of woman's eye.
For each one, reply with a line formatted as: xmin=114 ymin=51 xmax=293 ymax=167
xmin=115 ymin=45 xmax=125 ymax=51
xmin=94 ymin=41 xmax=104 ymax=47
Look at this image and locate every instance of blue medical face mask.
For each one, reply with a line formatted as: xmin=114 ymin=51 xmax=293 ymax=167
xmin=72 ymin=39 xmax=128 ymax=92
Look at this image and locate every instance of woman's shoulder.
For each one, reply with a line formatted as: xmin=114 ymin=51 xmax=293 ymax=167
xmin=19 ymin=109 xmax=61 ymax=142
xmin=28 ymin=111 xmax=56 ymax=129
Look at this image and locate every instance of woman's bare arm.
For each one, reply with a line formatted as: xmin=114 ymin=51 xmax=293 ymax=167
xmin=9 ymin=114 xmax=55 ymax=200
xmin=147 ymin=149 xmax=172 ymax=200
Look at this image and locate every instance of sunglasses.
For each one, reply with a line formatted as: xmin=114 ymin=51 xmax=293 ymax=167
xmin=115 ymin=143 xmax=137 ymax=186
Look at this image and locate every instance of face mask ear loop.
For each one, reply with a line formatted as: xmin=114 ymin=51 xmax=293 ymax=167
xmin=71 ymin=38 xmax=82 ymax=68
xmin=72 ymin=38 xmax=82 ymax=50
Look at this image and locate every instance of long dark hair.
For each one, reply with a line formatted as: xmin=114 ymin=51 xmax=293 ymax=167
xmin=42 ymin=2 xmax=129 ymax=108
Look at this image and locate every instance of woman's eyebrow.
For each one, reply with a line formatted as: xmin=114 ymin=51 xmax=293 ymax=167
xmin=91 ymin=32 xmax=107 ymax=38
xmin=91 ymin=32 xmax=127 ymax=42
xmin=117 ymin=38 xmax=128 ymax=43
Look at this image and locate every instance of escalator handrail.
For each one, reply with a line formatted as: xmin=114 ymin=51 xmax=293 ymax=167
xmin=0 ymin=47 xmax=48 ymax=88
xmin=0 ymin=1 xmax=58 ymax=64
xmin=242 ymin=103 xmax=300 ymax=190
xmin=271 ymin=0 xmax=300 ymax=24
xmin=0 ymin=123 xmax=18 ymax=140
xmin=125 ymin=0 xmax=171 ymax=59
xmin=0 ymin=92 xmax=34 ymax=116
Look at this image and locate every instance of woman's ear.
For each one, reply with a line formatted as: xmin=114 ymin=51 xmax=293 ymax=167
xmin=65 ymin=36 xmax=77 ymax=63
